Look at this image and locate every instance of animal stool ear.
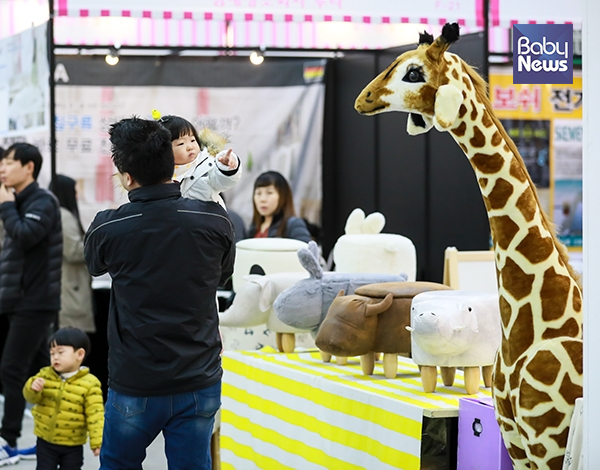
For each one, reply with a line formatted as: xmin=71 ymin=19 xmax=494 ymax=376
xmin=434 ymin=84 xmax=462 ymax=130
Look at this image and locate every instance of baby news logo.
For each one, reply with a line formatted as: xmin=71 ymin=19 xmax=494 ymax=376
xmin=513 ymin=24 xmax=573 ymax=84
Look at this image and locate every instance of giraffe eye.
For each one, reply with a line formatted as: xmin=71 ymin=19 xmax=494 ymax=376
xmin=403 ymin=68 xmax=424 ymax=83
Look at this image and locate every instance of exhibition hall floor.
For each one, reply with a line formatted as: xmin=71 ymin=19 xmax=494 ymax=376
xmin=0 ymin=396 xmax=167 ymax=469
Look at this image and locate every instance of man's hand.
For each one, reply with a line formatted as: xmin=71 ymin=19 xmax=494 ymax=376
xmin=93 ymin=447 xmax=101 ymax=457
xmin=31 ymin=378 xmax=45 ymax=392
xmin=0 ymin=184 xmax=15 ymax=203
xmin=217 ymin=149 xmax=238 ymax=170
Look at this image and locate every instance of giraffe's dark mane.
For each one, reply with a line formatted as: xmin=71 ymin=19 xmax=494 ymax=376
xmin=458 ymin=58 xmax=581 ymax=287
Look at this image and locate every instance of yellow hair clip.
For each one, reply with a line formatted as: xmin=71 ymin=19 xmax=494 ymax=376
xmin=151 ymin=109 xmax=161 ymax=120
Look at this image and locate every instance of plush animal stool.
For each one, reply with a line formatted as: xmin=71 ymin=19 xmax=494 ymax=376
xmin=232 ymin=238 xmax=308 ymax=293
xmin=333 ymin=208 xmax=417 ymax=281
xmin=408 ymin=290 xmax=502 ymax=394
xmin=354 ymin=281 xmax=453 ymax=377
xmin=315 ymin=281 xmax=452 ymax=377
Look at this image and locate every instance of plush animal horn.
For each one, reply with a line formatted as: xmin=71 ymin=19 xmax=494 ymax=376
xmin=426 ymin=22 xmax=460 ymax=62
xmin=336 ymin=289 xmax=345 ymax=297
xmin=365 ymin=293 xmax=394 ymax=317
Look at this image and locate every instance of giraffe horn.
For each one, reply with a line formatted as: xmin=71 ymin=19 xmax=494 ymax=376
xmin=426 ymin=22 xmax=460 ymax=62
xmin=418 ymin=31 xmax=434 ymax=46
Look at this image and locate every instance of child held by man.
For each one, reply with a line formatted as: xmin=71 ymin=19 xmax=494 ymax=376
xmin=154 ymin=112 xmax=242 ymax=207
xmin=22 ymin=327 xmax=104 ymax=469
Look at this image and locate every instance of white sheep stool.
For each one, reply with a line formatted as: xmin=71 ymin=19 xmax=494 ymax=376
xmin=333 ymin=208 xmax=417 ymax=281
xmin=408 ymin=290 xmax=501 ymax=394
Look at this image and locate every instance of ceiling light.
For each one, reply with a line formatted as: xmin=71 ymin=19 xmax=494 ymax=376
xmin=105 ymin=47 xmax=120 ymax=66
xmin=250 ymin=50 xmax=264 ymax=65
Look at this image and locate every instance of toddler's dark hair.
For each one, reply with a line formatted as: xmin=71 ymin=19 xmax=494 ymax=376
xmin=49 ymin=327 xmax=91 ymax=360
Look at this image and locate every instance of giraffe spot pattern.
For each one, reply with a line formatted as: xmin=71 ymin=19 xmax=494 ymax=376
xmin=525 ymin=350 xmax=560 ymax=386
xmin=462 ymin=76 xmax=472 ymax=91
xmin=452 ymin=68 xmax=460 ymax=80
xmin=509 ymin=156 xmax=529 ymax=183
xmin=451 ymin=121 xmax=467 ymax=137
xmin=547 ymin=455 xmax=567 ymax=470
xmin=540 ymin=267 xmax=570 ymax=322
xmin=478 ymin=177 xmax=488 ymax=188
xmin=488 ymin=178 xmax=514 ymax=210
xmin=502 ymin=305 xmax=533 ymax=368
xmin=491 ymin=130 xmax=502 ymax=147
xmin=516 ymin=226 xmax=554 ymax=264
xmin=459 ymin=142 xmax=469 ymax=154
xmin=507 ymin=443 xmax=528 ymax=461
xmin=542 ymin=317 xmax=580 ymax=340
xmin=504 ymin=143 xmax=510 ymax=152
xmin=470 ymin=100 xmax=478 ymax=120
xmin=502 ymin=257 xmax=535 ymax=300
xmin=516 ymin=192 xmax=537 ymax=223
xmin=559 ymin=373 xmax=583 ymax=404
xmin=550 ymin=428 xmax=571 ymax=453
xmin=523 ymin=407 xmax=565 ymax=438
xmin=470 ymin=152 xmax=504 ymax=174
xmin=529 ymin=443 xmax=547 ymax=458
xmin=516 ymin=423 xmax=530 ymax=441
xmin=489 ymin=216 xmax=519 ymax=250
xmin=509 ymin=359 xmax=528 ymax=394
xmin=496 ymin=394 xmax=515 ymax=423
xmin=572 ymin=286 xmax=582 ymax=313
xmin=469 ymin=126 xmax=486 ymax=148
xmin=493 ymin=357 xmax=506 ymax=390
xmin=481 ymin=109 xmax=494 ymax=128
xmin=518 ymin=381 xmax=552 ymax=410
xmin=458 ymin=104 xmax=468 ymax=119
xmin=562 ymin=340 xmax=583 ymax=375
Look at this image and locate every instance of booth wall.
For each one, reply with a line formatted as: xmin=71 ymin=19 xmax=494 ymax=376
xmin=322 ymin=32 xmax=491 ymax=282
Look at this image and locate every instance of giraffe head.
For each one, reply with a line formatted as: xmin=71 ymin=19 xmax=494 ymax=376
xmin=355 ymin=23 xmax=465 ymax=135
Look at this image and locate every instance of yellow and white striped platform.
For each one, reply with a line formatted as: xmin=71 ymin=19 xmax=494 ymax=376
xmin=221 ymin=348 xmax=492 ymax=470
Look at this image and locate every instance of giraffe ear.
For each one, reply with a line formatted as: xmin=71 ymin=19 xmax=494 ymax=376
xmin=433 ymin=84 xmax=462 ymax=130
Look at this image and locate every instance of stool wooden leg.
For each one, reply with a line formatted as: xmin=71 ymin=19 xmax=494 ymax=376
xmin=335 ymin=356 xmax=348 ymax=365
xmin=211 ymin=427 xmax=221 ymax=470
xmin=383 ymin=353 xmax=398 ymax=379
xmin=361 ymin=352 xmax=375 ymax=375
xmin=482 ymin=365 xmax=493 ymax=387
xmin=464 ymin=366 xmax=481 ymax=394
xmin=276 ymin=332 xmax=283 ymax=352
xmin=441 ymin=366 xmax=456 ymax=386
xmin=320 ymin=351 xmax=332 ymax=362
xmin=421 ymin=366 xmax=438 ymax=392
xmin=281 ymin=333 xmax=295 ymax=353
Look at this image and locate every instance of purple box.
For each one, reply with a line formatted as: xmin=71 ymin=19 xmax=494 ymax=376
xmin=457 ymin=397 xmax=512 ymax=470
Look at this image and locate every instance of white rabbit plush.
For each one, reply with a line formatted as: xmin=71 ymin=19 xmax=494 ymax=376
xmin=333 ymin=208 xmax=417 ymax=281
xmin=274 ymin=241 xmax=407 ymax=336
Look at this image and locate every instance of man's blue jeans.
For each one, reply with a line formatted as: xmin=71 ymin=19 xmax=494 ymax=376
xmin=100 ymin=381 xmax=221 ymax=470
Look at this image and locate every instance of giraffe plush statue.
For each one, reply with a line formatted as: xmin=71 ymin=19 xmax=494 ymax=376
xmin=354 ymin=23 xmax=583 ymax=470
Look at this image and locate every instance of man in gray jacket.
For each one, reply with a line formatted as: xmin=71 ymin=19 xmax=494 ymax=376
xmin=0 ymin=143 xmax=62 ymax=464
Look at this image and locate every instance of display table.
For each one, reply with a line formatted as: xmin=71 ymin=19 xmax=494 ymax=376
xmin=221 ymin=348 xmax=492 ymax=470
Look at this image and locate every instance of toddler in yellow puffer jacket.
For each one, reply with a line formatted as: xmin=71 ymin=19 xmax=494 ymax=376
xmin=22 ymin=327 xmax=104 ymax=468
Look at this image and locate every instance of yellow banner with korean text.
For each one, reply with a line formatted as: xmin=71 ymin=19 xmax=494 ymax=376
xmin=490 ymin=68 xmax=582 ymax=120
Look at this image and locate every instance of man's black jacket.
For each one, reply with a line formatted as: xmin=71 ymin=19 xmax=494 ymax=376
xmin=84 ymin=183 xmax=235 ymax=397
xmin=0 ymin=181 xmax=62 ymax=313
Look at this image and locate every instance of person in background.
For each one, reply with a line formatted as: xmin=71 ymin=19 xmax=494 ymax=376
xmin=0 ymin=143 xmax=62 ymax=465
xmin=50 ymin=175 xmax=95 ymax=333
xmin=84 ymin=117 xmax=235 ymax=470
xmin=23 ymin=327 xmax=104 ymax=468
xmin=247 ymin=170 xmax=312 ymax=243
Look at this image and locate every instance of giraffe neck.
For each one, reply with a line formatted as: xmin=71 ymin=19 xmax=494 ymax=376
xmin=444 ymin=60 xmax=582 ymax=361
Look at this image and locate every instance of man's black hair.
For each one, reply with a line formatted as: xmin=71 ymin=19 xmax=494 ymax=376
xmin=108 ymin=116 xmax=174 ymax=186
xmin=1 ymin=142 xmax=43 ymax=179
xmin=49 ymin=327 xmax=91 ymax=360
